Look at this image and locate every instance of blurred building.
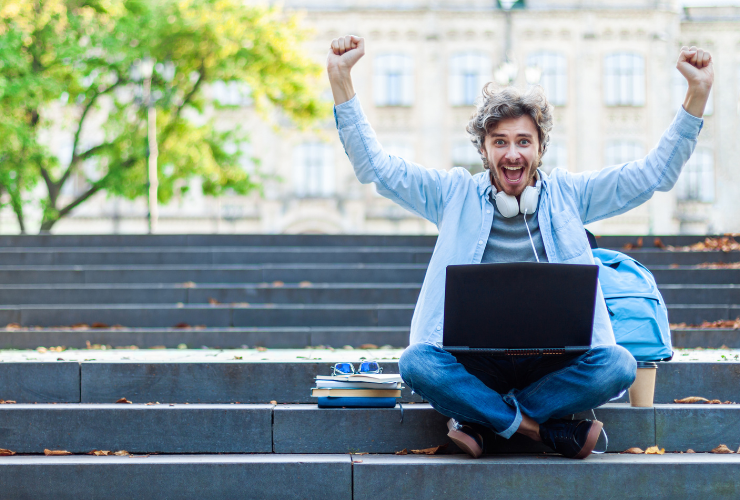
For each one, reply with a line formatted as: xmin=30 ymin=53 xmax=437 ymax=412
xmin=26 ymin=0 xmax=740 ymax=235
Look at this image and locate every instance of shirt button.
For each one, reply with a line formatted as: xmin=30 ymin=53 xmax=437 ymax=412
xmin=486 ymin=209 xmax=491 ymax=214
xmin=436 ymin=326 xmax=441 ymax=331
xmin=478 ymin=240 xmax=483 ymax=245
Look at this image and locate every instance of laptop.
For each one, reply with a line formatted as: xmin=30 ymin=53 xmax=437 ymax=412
xmin=442 ymin=262 xmax=599 ymax=356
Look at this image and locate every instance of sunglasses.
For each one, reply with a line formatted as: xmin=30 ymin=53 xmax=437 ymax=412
xmin=331 ymin=361 xmax=382 ymax=376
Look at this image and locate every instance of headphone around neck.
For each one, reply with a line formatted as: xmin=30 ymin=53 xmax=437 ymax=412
xmin=492 ymin=170 xmax=542 ymax=218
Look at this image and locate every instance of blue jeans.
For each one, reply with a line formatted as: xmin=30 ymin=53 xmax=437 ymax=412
xmin=399 ymin=343 xmax=636 ymax=439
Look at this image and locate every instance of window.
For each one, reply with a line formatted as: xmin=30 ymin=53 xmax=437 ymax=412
xmin=676 ymin=146 xmax=714 ymax=202
xmin=293 ymin=143 xmax=334 ymax=197
xmin=211 ymin=81 xmax=251 ymax=106
xmin=672 ymin=68 xmax=713 ymax=116
xmin=526 ymin=52 xmax=567 ymax=106
xmin=449 ymin=53 xmax=491 ymax=106
xmin=451 ymin=142 xmax=484 ymax=174
xmin=604 ymin=140 xmax=644 ymax=166
xmin=374 ymin=54 xmax=414 ymax=107
xmin=604 ymin=53 xmax=645 ymax=106
xmin=540 ymin=140 xmax=567 ymax=174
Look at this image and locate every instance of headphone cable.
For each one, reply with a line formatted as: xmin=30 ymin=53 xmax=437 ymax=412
xmin=523 ymin=209 xmax=540 ymax=263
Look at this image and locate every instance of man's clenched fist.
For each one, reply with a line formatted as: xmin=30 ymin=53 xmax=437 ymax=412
xmin=326 ymin=35 xmax=365 ymax=105
xmin=676 ymin=46 xmax=714 ymax=117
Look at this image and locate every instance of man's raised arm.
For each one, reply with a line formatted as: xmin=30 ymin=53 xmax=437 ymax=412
xmin=327 ymin=36 xmax=461 ymax=226
xmin=568 ymin=46 xmax=714 ymax=225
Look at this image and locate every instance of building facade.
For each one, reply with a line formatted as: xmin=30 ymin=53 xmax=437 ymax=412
xmin=13 ymin=0 xmax=740 ymax=235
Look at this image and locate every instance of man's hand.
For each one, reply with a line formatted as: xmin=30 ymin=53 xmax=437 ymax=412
xmin=327 ymin=35 xmax=365 ymax=105
xmin=677 ymin=46 xmax=714 ymax=118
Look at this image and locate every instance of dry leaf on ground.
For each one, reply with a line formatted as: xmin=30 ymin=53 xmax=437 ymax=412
xmin=0 ymin=449 xmax=16 ymax=456
xmin=88 ymin=450 xmax=111 ymax=456
xmin=298 ymin=281 xmax=313 ymax=288
xmin=113 ymin=450 xmax=131 ymax=456
xmin=645 ymin=446 xmax=665 ymax=455
xmin=256 ymin=346 xmax=268 ymax=352
xmin=91 ymin=323 xmax=109 ymax=329
xmin=44 ymin=449 xmax=72 ymax=456
xmin=653 ymin=238 xmax=666 ymax=249
xmin=686 ymin=449 xmax=696 ymax=453
xmin=395 ymin=449 xmax=408 ymax=455
xmin=271 ymin=281 xmax=284 ymax=287
xmin=411 ymin=444 xmax=448 ymax=455
xmin=674 ymin=397 xmax=709 ymax=404
xmin=359 ymin=344 xmax=378 ymax=349
xmin=115 ymin=398 xmax=132 ymax=404
xmin=0 ymin=400 xmax=17 ymax=404
xmin=711 ymin=444 xmax=734 ymax=454
xmin=181 ymin=282 xmax=196 ymax=288
xmin=269 ymin=400 xmax=277 ymax=405
xmin=621 ymin=447 xmax=645 ymax=454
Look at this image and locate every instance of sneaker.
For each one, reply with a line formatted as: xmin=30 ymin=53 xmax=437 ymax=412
xmin=447 ymin=418 xmax=484 ymax=458
xmin=538 ymin=418 xmax=603 ymax=459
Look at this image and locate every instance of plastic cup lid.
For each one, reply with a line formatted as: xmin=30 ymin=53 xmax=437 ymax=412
xmin=636 ymin=361 xmax=658 ymax=369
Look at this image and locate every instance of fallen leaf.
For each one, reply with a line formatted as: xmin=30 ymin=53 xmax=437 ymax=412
xmin=645 ymin=446 xmax=665 ymax=455
xmin=44 ymin=449 xmax=72 ymax=456
xmin=256 ymin=346 xmax=267 ymax=352
xmin=88 ymin=450 xmax=111 ymax=456
xmin=0 ymin=400 xmax=17 ymax=404
xmin=359 ymin=343 xmax=379 ymax=349
xmin=411 ymin=444 xmax=448 ymax=455
xmin=271 ymin=281 xmax=284 ymax=287
xmin=91 ymin=323 xmax=109 ymax=329
xmin=674 ymin=397 xmax=709 ymax=404
xmin=298 ymin=281 xmax=313 ymax=288
xmin=353 ymin=460 xmax=363 ymax=463
xmin=181 ymin=281 xmax=196 ymax=288
xmin=113 ymin=450 xmax=131 ymax=456
xmin=174 ymin=323 xmax=190 ymax=329
xmin=621 ymin=447 xmax=645 ymax=454
xmin=395 ymin=449 xmax=408 ymax=455
xmin=233 ymin=356 xmax=242 ymax=360
xmin=208 ymin=298 xmax=220 ymax=305
xmin=653 ymin=238 xmax=666 ymax=249
xmin=150 ymin=345 xmax=166 ymax=349
xmin=36 ymin=347 xmax=47 ymax=353
xmin=711 ymin=444 xmax=734 ymax=454
xmin=5 ymin=323 xmax=21 ymax=330
xmin=71 ymin=323 xmax=90 ymax=330
xmin=115 ymin=398 xmax=132 ymax=404
xmin=0 ymin=448 xmax=16 ymax=456
xmin=270 ymin=400 xmax=277 ymax=405
xmin=686 ymin=449 xmax=695 ymax=453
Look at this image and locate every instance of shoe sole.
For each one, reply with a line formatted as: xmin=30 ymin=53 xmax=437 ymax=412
xmin=572 ymin=420 xmax=603 ymax=459
xmin=447 ymin=419 xmax=483 ymax=458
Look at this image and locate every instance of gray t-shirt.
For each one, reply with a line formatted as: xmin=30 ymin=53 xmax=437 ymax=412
xmin=481 ymin=192 xmax=549 ymax=264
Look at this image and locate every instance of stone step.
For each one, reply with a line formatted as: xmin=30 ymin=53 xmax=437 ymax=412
xmin=0 ymin=246 xmax=736 ymax=266
xmin=1 ymin=303 xmax=738 ymax=328
xmin=0 ymin=403 xmax=737 ymax=454
xmin=0 ymin=234 xmax=714 ymax=248
xmin=1 ymin=355 xmax=737 ymax=405
xmin=0 ymin=455 xmax=353 ymax=499
xmin=1 ymin=326 xmax=737 ymax=350
xmin=1 ymin=454 xmax=738 ymax=500
xmin=2 ymin=283 xmax=737 ymax=306
xmin=0 ymin=264 xmax=734 ymax=285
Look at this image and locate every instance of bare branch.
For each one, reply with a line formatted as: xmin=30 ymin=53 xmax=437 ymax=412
xmin=160 ymin=61 xmax=206 ymax=143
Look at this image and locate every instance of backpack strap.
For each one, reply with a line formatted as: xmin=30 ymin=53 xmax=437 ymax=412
xmin=585 ymin=229 xmax=598 ymax=250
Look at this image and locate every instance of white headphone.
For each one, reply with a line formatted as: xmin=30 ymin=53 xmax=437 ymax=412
xmin=492 ymin=170 xmax=542 ymax=218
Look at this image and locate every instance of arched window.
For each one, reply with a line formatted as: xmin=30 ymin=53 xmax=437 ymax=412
xmin=540 ymin=140 xmax=568 ymax=174
xmin=604 ymin=53 xmax=645 ymax=106
xmin=672 ymin=68 xmax=713 ymax=116
xmin=449 ymin=53 xmax=491 ymax=106
xmin=676 ymin=146 xmax=714 ymax=202
xmin=374 ymin=54 xmax=414 ymax=107
xmin=604 ymin=140 xmax=645 ymax=166
xmin=293 ymin=143 xmax=334 ymax=198
xmin=451 ymin=142 xmax=484 ymax=174
xmin=526 ymin=52 xmax=567 ymax=106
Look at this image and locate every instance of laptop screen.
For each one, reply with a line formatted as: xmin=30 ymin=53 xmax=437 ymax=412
xmin=443 ymin=263 xmax=598 ymax=349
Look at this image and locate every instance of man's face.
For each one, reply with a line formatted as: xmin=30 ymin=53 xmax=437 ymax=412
xmin=481 ymin=115 xmax=540 ymax=198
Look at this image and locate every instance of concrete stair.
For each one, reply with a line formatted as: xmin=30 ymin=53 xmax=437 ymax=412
xmin=0 ymin=234 xmax=739 ymax=497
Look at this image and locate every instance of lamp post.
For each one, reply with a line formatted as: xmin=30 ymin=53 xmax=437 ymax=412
xmin=140 ymin=57 xmax=158 ymax=234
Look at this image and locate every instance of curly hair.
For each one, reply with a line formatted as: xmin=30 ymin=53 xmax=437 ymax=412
xmin=465 ymin=84 xmax=553 ymax=170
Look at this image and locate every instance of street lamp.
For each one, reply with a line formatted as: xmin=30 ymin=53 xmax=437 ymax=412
xmin=140 ymin=57 xmax=158 ymax=234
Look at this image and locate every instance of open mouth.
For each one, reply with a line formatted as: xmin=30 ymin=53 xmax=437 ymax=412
xmin=500 ymin=165 xmax=525 ymax=183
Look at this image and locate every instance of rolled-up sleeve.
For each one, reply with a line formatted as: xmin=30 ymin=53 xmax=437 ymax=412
xmin=334 ymin=95 xmax=461 ymax=225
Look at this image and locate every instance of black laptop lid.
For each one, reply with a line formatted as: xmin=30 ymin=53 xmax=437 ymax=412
xmin=443 ymin=263 xmax=599 ymax=349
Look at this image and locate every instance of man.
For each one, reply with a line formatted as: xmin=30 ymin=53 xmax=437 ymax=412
xmin=327 ymin=35 xmax=713 ymax=459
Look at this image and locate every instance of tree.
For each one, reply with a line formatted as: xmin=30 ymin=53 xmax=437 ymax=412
xmin=0 ymin=0 xmax=326 ymax=232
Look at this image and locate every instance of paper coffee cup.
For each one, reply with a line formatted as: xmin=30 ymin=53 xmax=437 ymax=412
xmin=628 ymin=361 xmax=658 ymax=408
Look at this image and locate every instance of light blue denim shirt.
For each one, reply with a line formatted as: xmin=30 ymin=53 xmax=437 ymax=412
xmin=334 ymin=95 xmax=703 ymax=348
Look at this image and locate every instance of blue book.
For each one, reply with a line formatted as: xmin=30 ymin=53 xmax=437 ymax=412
xmin=317 ymin=397 xmax=397 ymax=408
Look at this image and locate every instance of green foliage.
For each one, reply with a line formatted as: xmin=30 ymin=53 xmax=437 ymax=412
xmin=0 ymin=0 xmax=326 ymax=232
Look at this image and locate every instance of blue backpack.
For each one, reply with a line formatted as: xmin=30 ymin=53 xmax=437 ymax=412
xmin=591 ymin=247 xmax=673 ymax=361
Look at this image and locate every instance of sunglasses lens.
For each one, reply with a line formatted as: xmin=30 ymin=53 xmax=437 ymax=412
xmin=359 ymin=361 xmax=380 ymax=373
xmin=333 ymin=363 xmax=354 ymax=374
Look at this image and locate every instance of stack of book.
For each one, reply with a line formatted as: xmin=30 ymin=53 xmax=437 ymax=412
xmin=312 ymin=373 xmax=404 ymax=408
